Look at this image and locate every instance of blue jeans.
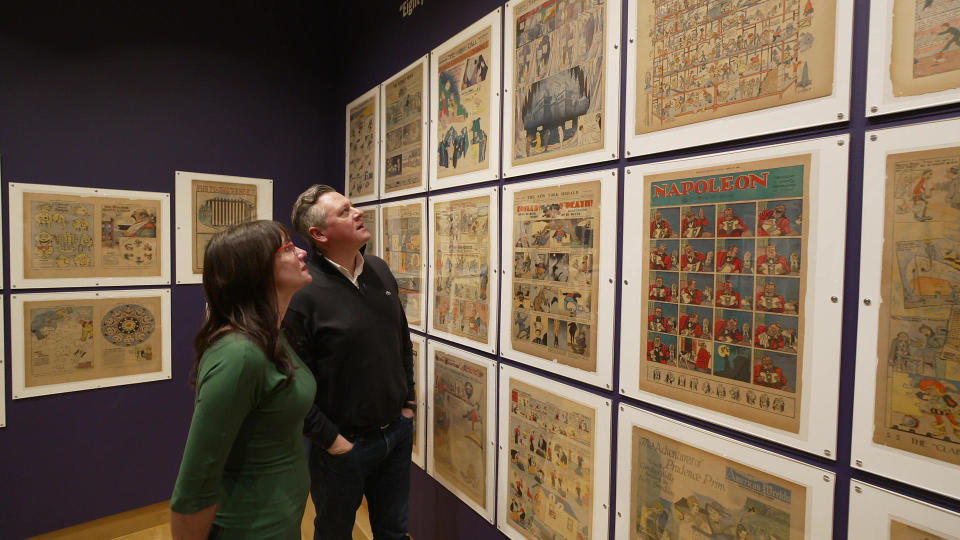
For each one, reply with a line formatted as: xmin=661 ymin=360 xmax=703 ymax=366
xmin=310 ymin=415 xmax=413 ymax=540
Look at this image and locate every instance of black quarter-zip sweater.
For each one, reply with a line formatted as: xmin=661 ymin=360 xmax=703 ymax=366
xmin=283 ymin=250 xmax=414 ymax=449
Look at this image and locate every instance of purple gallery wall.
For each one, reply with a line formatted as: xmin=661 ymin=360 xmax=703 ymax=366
xmin=319 ymin=1 xmax=960 ymax=540
xmin=0 ymin=2 xmax=337 ymax=537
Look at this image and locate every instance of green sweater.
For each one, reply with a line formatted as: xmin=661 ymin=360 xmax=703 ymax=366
xmin=171 ymin=334 xmax=316 ymax=539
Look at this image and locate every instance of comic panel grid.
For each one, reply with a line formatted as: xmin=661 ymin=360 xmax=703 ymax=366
xmin=647 ymin=199 xmax=802 ymax=398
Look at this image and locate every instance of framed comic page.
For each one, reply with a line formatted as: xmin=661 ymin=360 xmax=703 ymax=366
xmin=621 ymin=136 xmax=848 ymax=457
xmin=500 ymin=169 xmax=618 ymax=390
xmin=9 ymin=183 xmax=171 ymax=289
xmin=411 ymin=333 xmax=428 ymax=470
xmin=624 ymin=0 xmax=854 ymax=156
xmin=852 ymin=118 xmax=960 ymax=499
xmin=615 ymin=404 xmax=835 ymax=540
xmin=174 ymin=170 xmax=273 ymax=284
xmin=346 ymin=86 xmax=380 ymax=204
xmin=428 ymin=186 xmax=500 ymax=354
xmin=358 ymin=204 xmax=379 ymax=257
xmin=380 ymin=55 xmax=430 ymax=198
xmin=865 ymin=0 xmax=960 ymax=116
xmin=497 ymin=364 xmax=612 ymax=540
xmin=1 ymin=302 xmax=5 ymax=428
xmin=11 ymin=289 xmax=172 ymax=399
xmin=502 ymin=0 xmax=621 ymax=178
xmin=429 ymin=8 xmax=503 ymax=190
xmin=380 ymin=198 xmax=427 ymax=332
xmin=850 ymin=481 xmax=960 ymax=539
xmin=426 ymin=341 xmax=498 ymax=521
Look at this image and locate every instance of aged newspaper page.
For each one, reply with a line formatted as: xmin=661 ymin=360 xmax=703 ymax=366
xmin=361 ymin=209 xmax=378 ymax=256
xmin=874 ymin=146 xmax=960 ymax=466
xmin=23 ymin=295 xmax=163 ymax=388
xmin=412 ymin=340 xmax=422 ymax=460
xmin=510 ymin=0 xmax=606 ymax=164
xmin=433 ymin=196 xmax=492 ymax=343
xmin=635 ymin=0 xmax=836 ymax=134
xmin=24 ymin=191 xmax=162 ymax=280
xmin=348 ymin=97 xmax=377 ymax=199
xmin=191 ymin=179 xmax=258 ymax=273
xmin=629 ymin=427 xmax=806 ymax=539
xmin=384 ymin=63 xmax=425 ymax=193
xmin=433 ymin=350 xmax=489 ymax=507
xmin=511 ymin=180 xmax=601 ymax=372
xmin=640 ymin=155 xmax=811 ymax=433
xmin=891 ymin=0 xmax=960 ymax=96
xmin=890 ymin=520 xmax=952 ymax=540
xmin=437 ymin=27 xmax=493 ymax=178
xmin=507 ymin=379 xmax=596 ymax=539
xmin=383 ymin=203 xmax=423 ymax=327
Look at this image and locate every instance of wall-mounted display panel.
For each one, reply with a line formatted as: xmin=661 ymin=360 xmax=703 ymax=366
xmin=849 ymin=481 xmax=960 ymax=539
xmin=621 ymin=136 xmax=848 ymax=457
xmin=427 ymin=341 xmax=497 ymax=522
xmin=624 ymin=0 xmax=854 ymax=156
xmin=381 ymin=198 xmax=427 ymax=332
xmin=9 ymin=183 xmax=171 ymax=289
xmin=411 ymin=333 xmax=428 ymax=470
xmin=615 ymin=404 xmax=835 ymax=540
xmin=500 ymin=169 xmax=618 ymax=390
xmin=358 ymin=204 xmax=379 ymax=257
xmin=381 ymin=55 xmax=430 ymax=198
xmin=865 ymin=0 xmax=960 ymax=116
xmin=852 ymin=119 xmax=960 ymax=500
xmin=429 ymin=8 xmax=503 ymax=190
xmin=502 ymin=0 xmax=621 ymax=178
xmin=497 ymin=364 xmax=611 ymax=540
xmin=346 ymin=86 xmax=380 ymax=204
xmin=11 ymin=289 xmax=172 ymax=399
xmin=428 ymin=186 xmax=500 ymax=354
xmin=174 ymin=170 xmax=273 ymax=284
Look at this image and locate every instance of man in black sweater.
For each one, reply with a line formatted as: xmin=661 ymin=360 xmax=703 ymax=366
xmin=285 ymin=184 xmax=415 ymax=540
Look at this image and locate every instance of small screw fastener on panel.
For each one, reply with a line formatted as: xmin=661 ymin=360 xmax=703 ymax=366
xmin=837 ymin=139 xmax=845 ymax=146
xmin=870 ymin=134 xmax=878 ymax=141
xmin=863 ymin=299 xmax=872 ymax=306
xmin=855 ymin=459 xmax=863 ymax=467
xmin=824 ymin=450 xmax=831 ymax=457
xmin=870 ymin=106 xmax=878 ymax=113
xmin=837 ymin=113 xmax=845 ymax=120
xmin=854 ymin=485 xmax=862 ymax=493
xmin=823 ymin=475 xmax=831 ymax=483
xmin=830 ymin=296 xmax=838 ymax=303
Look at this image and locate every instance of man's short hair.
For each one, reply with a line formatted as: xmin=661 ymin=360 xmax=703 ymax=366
xmin=291 ymin=184 xmax=337 ymax=249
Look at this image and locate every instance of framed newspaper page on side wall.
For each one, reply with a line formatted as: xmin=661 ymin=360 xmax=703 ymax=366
xmin=429 ymin=8 xmax=503 ymax=190
xmin=501 ymin=0 xmax=621 ymax=178
xmin=852 ymin=119 xmax=960 ymax=500
xmin=624 ymin=0 xmax=854 ymax=157
xmin=497 ymin=364 xmax=612 ymax=540
xmin=428 ymin=186 xmax=500 ymax=354
xmin=346 ymin=86 xmax=381 ymax=205
xmin=426 ymin=341 xmax=497 ymax=522
xmin=620 ymin=136 xmax=848 ymax=457
xmin=380 ymin=55 xmax=430 ymax=198
xmin=499 ymin=169 xmax=618 ymax=390
xmin=849 ymin=481 xmax=960 ymax=539
xmin=615 ymin=404 xmax=835 ymax=540
xmin=11 ymin=288 xmax=172 ymax=399
xmin=9 ymin=183 xmax=171 ymax=289
xmin=358 ymin=204 xmax=380 ymax=257
xmin=410 ymin=333 xmax=428 ymax=470
xmin=865 ymin=0 xmax=960 ymax=117
xmin=380 ymin=198 xmax=427 ymax=332
xmin=175 ymin=170 xmax=273 ymax=284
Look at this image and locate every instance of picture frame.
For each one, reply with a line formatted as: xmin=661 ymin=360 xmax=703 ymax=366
xmin=380 ymin=55 xmax=430 ymax=198
xmin=380 ymin=197 xmax=427 ymax=332
xmin=174 ymin=170 xmax=273 ymax=285
xmin=848 ymin=481 xmax=960 ymax=539
xmin=429 ymin=8 xmax=503 ymax=190
xmin=499 ymin=169 xmax=618 ymax=390
xmin=501 ymin=0 xmax=621 ymax=178
xmin=411 ymin=333 xmax=428 ymax=470
xmin=346 ymin=85 xmax=381 ymax=204
xmin=11 ymin=288 xmax=172 ymax=399
xmin=358 ymin=203 xmax=380 ymax=257
xmin=620 ymin=135 xmax=848 ymax=457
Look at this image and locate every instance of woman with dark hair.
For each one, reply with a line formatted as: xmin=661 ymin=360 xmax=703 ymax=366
xmin=170 ymin=220 xmax=315 ymax=539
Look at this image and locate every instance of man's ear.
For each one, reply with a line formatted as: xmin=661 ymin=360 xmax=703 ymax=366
xmin=309 ymin=226 xmax=326 ymax=246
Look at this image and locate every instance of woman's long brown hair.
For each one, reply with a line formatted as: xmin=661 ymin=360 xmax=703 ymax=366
xmin=192 ymin=220 xmax=295 ymax=387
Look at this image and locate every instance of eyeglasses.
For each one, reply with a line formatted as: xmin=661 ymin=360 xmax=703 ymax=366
xmin=276 ymin=241 xmax=296 ymax=255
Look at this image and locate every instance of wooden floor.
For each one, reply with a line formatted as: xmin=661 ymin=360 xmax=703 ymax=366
xmin=28 ymin=499 xmax=372 ymax=540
